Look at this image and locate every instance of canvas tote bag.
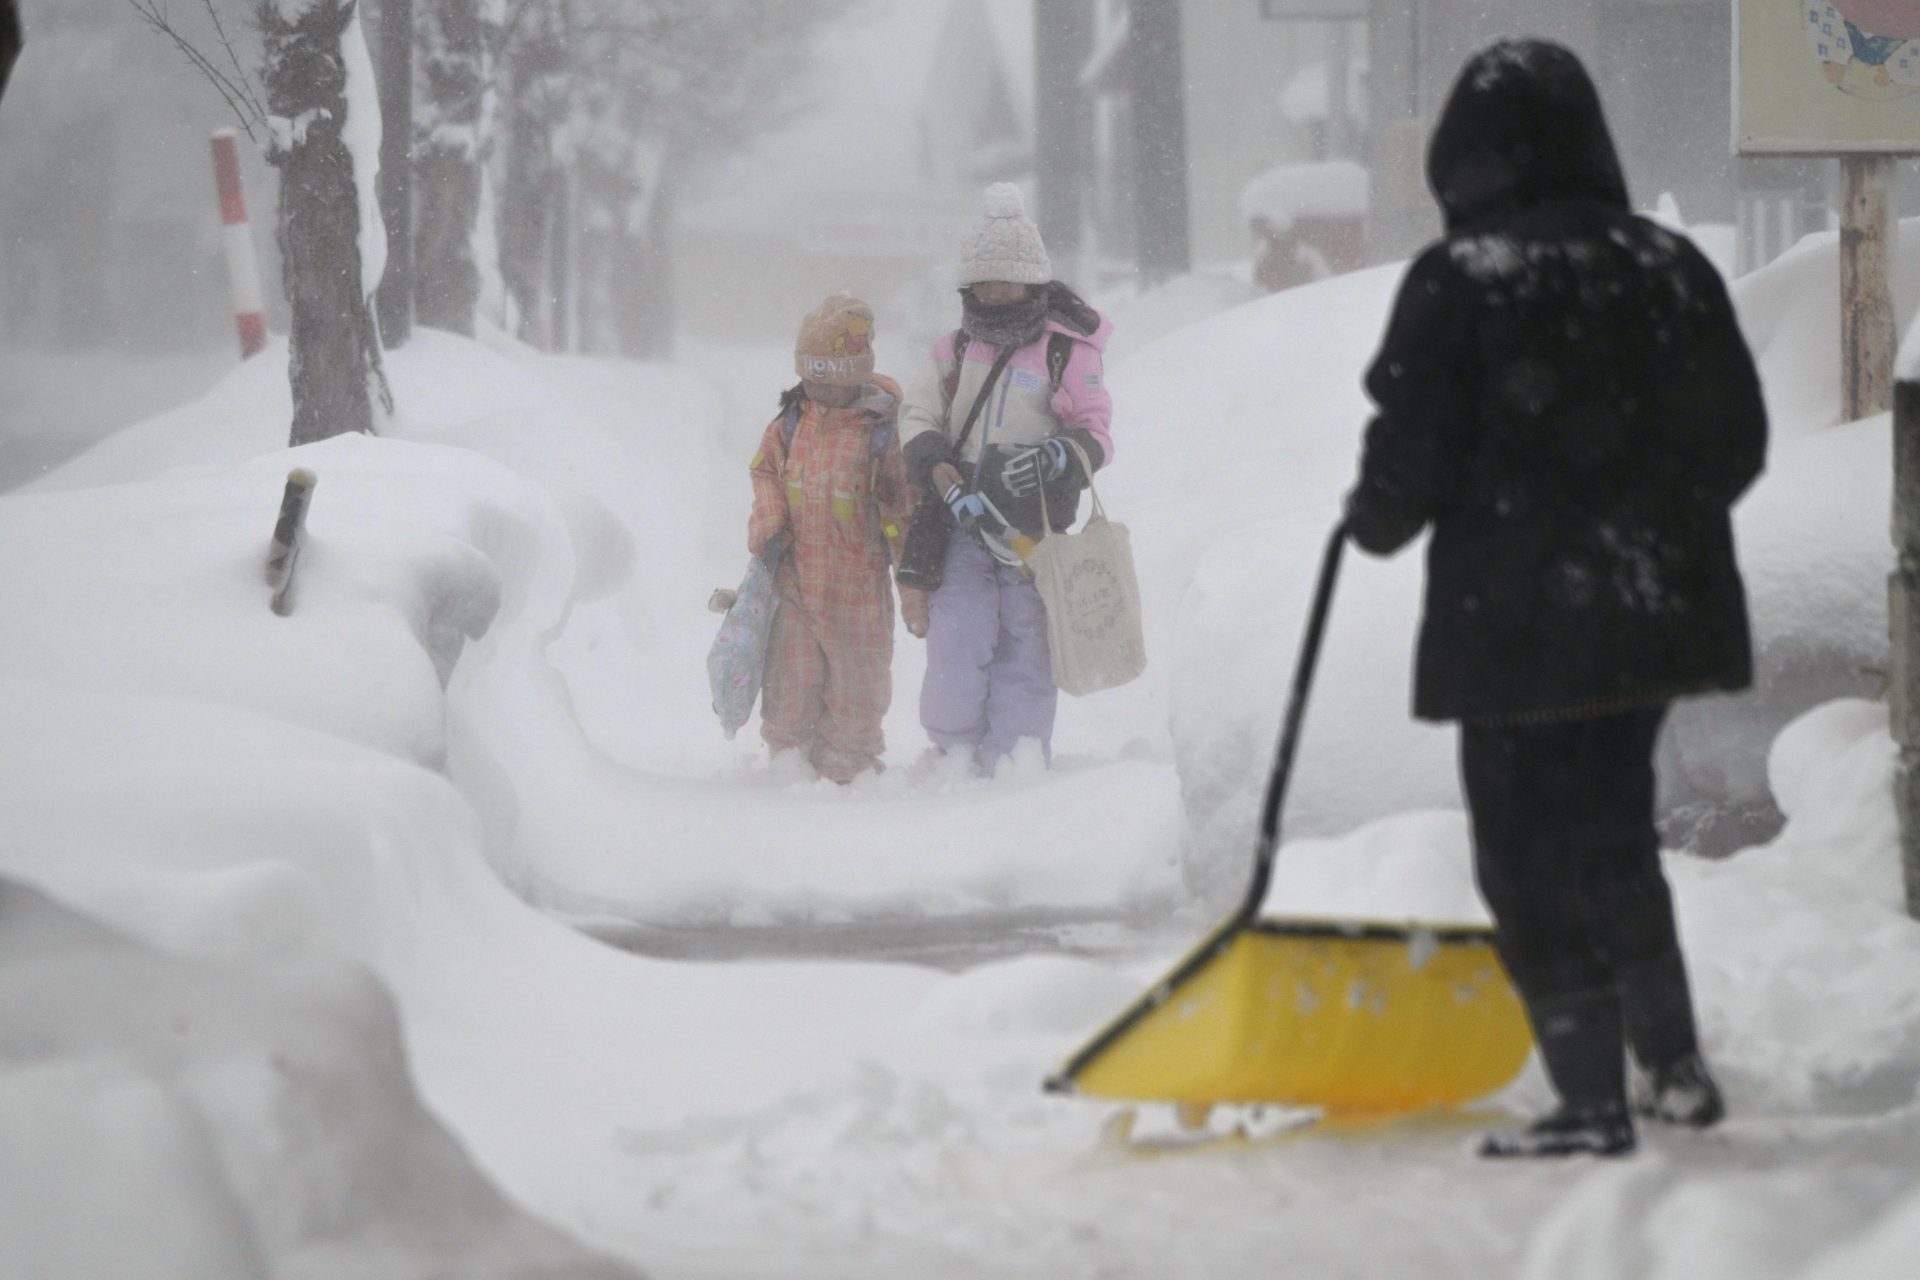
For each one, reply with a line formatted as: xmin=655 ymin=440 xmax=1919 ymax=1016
xmin=1028 ymin=440 xmax=1146 ymax=696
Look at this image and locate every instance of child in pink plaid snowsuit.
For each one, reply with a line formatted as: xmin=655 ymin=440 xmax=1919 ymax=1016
xmin=748 ymin=295 xmax=918 ymax=782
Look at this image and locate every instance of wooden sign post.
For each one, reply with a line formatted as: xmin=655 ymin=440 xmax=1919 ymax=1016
xmin=1841 ymin=154 xmax=1896 ymax=421
xmin=1736 ymin=2 xmax=1920 ymax=916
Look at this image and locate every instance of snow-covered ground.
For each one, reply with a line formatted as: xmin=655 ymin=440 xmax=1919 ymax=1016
xmin=3 ymin=219 xmax=1919 ymax=1278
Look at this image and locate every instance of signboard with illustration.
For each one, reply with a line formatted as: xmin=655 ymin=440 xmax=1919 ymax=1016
xmin=1737 ymin=1 xmax=1920 ymax=152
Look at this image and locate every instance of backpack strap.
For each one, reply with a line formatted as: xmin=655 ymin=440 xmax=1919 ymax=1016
xmin=779 ymin=400 xmax=802 ymax=450
xmin=954 ymin=342 xmax=1017 ymax=466
xmin=942 ymin=329 xmax=971 ymax=401
xmin=867 ymin=417 xmax=901 ymax=556
xmin=947 ymin=329 xmax=1070 ymax=401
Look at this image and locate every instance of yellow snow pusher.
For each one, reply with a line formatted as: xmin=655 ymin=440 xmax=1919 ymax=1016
xmin=1045 ymin=526 xmax=1534 ymax=1118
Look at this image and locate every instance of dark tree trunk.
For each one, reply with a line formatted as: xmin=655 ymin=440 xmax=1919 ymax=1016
xmin=414 ymin=0 xmax=493 ymax=335
xmin=376 ymin=0 xmax=414 ymax=347
xmin=260 ymin=0 xmax=386 ymax=447
xmin=1034 ymin=0 xmax=1093 ymax=269
xmin=499 ymin=0 xmax=570 ymax=348
xmin=1127 ymin=0 xmax=1190 ymax=285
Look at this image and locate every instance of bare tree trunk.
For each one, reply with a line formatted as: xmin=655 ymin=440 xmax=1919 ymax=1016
xmin=498 ymin=0 xmax=568 ymax=347
xmin=415 ymin=0 xmax=497 ymax=335
xmin=1128 ymin=0 xmax=1190 ymax=286
xmin=375 ymin=0 xmax=414 ymax=346
xmin=1034 ymin=0 xmax=1093 ymax=271
xmin=261 ymin=0 xmax=385 ymax=446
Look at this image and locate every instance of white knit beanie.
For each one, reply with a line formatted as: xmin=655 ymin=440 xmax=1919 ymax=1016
xmin=958 ymin=183 xmax=1052 ymax=286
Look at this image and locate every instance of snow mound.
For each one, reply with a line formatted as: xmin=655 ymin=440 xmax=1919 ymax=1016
xmin=1258 ymin=809 xmax=1489 ymax=925
xmin=0 ymin=878 xmax=636 ymax=1280
xmin=1095 ymin=269 xmax=1263 ymax=365
xmin=1676 ymin=701 xmax=1920 ymax=1113
xmin=1768 ymin=697 xmax=1891 ymax=820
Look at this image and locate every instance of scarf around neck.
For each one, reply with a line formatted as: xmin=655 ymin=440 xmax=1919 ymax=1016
xmin=959 ymin=287 xmax=1050 ymax=349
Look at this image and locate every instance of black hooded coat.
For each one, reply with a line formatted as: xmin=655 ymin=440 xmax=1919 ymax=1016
xmin=1345 ymin=41 xmax=1767 ymax=723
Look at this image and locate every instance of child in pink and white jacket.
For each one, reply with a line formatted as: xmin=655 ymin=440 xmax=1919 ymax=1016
xmin=897 ymin=183 xmax=1114 ymax=774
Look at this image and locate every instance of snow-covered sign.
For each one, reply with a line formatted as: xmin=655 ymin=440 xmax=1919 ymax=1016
xmin=1238 ymin=160 xmax=1368 ymax=233
xmin=1737 ymin=0 xmax=1920 ymax=152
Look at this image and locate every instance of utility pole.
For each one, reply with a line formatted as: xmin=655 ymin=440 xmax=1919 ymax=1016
xmin=1128 ymin=0 xmax=1190 ymax=285
xmin=1034 ymin=0 xmax=1095 ymax=272
xmin=376 ymin=0 xmax=414 ymax=348
xmin=1895 ymin=374 xmax=1920 ymax=920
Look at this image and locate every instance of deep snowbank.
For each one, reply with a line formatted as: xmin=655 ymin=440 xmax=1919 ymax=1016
xmin=0 ymin=878 xmax=635 ymax=1280
xmin=0 ymin=335 xmax=948 ymax=1274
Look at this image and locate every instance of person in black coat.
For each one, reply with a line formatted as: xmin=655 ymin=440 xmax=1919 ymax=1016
xmin=1344 ymin=40 xmax=1766 ymax=1158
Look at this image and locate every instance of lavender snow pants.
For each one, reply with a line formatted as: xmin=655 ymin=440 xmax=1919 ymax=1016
xmin=921 ymin=534 xmax=1057 ymax=770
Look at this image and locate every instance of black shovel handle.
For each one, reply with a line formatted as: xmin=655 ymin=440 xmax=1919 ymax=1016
xmin=1236 ymin=521 xmax=1347 ymax=923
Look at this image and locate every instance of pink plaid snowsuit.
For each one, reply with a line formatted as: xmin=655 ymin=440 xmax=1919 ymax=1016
xmin=748 ymin=377 xmax=914 ymax=781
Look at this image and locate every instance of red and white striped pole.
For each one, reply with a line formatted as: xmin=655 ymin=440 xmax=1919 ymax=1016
xmin=210 ymin=129 xmax=268 ymax=360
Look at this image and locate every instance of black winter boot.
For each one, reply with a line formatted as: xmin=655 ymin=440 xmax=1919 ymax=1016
xmin=1634 ymin=1051 xmax=1725 ymax=1129
xmin=1620 ymin=951 xmax=1725 ymax=1128
xmin=1480 ymin=987 xmax=1637 ymax=1159
xmin=1479 ymin=1101 xmax=1634 ymax=1158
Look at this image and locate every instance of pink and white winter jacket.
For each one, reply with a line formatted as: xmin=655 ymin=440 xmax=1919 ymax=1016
xmin=897 ymin=311 xmax=1115 ymax=481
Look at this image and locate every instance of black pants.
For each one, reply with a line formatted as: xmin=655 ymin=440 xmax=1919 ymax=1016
xmin=1460 ymin=706 xmax=1680 ymax=1005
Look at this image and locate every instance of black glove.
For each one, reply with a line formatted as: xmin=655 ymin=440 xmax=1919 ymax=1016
xmin=997 ymin=437 xmax=1072 ymax=498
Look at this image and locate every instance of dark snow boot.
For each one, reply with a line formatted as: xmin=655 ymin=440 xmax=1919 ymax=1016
xmin=1479 ymin=1102 xmax=1635 ymax=1158
xmin=1480 ymin=987 xmax=1637 ymax=1159
xmin=1619 ymin=951 xmax=1725 ymax=1128
xmin=1634 ymin=1051 xmax=1725 ymax=1129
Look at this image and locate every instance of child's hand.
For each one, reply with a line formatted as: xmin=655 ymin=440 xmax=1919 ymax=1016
xmin=900 ymin=586 xmax=930 ymax=638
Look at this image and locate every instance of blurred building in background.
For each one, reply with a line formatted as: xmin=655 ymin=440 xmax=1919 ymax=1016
xmin=0 ymin=4 xmax=277 ymax=352
xmin=673 ymin=0 xmax=1037 ymax=351
xmin=1046 ymin=0 xmax=1867 ymax=294
xmin=0 ymin=0 xmax=1899 ymax=370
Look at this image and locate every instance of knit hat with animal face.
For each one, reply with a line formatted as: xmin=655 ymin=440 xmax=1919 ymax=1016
xmin=794 ymin=292 xmax=876 ymax=387
xmin=958 ymin=183 xmax=1052 ymax=286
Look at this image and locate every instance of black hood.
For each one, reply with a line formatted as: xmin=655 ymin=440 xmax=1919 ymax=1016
xmin=1426 ymin=40 xmax=1629 ymax=233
